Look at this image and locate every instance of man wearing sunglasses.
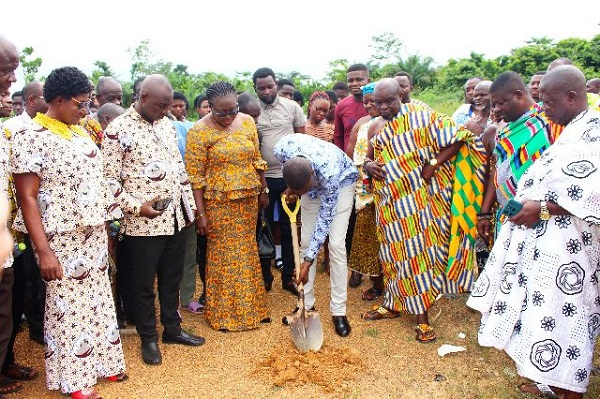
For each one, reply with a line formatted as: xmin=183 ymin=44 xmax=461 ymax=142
xmin=252 ymin=67 xmax=305 ymax=297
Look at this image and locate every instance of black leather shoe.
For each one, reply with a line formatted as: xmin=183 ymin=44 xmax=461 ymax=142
xmin=265 ymin=280 xmax=273 ymax=292
xmin=141 ymin=341 xmax=162 ymax=365
xmin=282 ymin=281 xmax=299 ymax=296
xmin=333 ymin=316 xmax=351 ymax=337
xmin=162 ymin=329 xmax=205 ymax=346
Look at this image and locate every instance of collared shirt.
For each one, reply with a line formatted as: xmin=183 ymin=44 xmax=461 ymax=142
xmin=102 ymin=106 xmax=195 ymax=237
xmin=452 ymin=103 xmax=474 ymax=126
xmin=256 ymin=96 xmax=305 ymax=178
xmin=274 ymin=134 xmax=358 ymax=260
xmin=2 ymin=111 xmax=32 ymax=136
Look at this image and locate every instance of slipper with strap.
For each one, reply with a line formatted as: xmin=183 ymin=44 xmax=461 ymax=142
xmin=182 ymin=301 xmax=204 ymax=314
xmin=106 ymin=373 xmax=128 ymax=382
xmin=361 ymin=305 xmax=400 ymax=321
xmin=415 ymin=324 xmax=437 ymax=343
xmin=0 ymin=377 xmax=22 ymax=394
xmin=518 ymin=382 xmax=560 ymax=399
xmin=362 ymin=287 xmax=382 ymax=301
xmin=3 ymin=363 xmax=38 ymax=381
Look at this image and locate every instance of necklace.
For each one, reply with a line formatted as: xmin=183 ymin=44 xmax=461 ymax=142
xmin=33 ymin=113 xmax=89 ymax=141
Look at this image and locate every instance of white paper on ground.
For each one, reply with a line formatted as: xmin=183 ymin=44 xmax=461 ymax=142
xmin=437 ymin=344 xmax=466 ymax=357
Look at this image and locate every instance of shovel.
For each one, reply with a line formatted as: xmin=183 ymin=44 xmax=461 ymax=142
xmin=281 ymin=195 xmax=324 ymax=353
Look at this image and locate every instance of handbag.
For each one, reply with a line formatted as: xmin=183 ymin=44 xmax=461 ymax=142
xmin=256 ymin=209 xmax=275 ymax=259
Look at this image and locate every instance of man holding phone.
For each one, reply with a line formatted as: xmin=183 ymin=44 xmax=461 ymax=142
xmin=103 ymin=75 xmax=205 ymax=366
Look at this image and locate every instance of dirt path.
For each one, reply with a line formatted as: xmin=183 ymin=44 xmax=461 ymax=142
xmin=11 ymin=269 xmax=600 ymax=398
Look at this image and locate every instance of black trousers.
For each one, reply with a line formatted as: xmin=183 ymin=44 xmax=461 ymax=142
xmin=116 ymin=237 xmax=135 ymax=324
xmin=20 ymin=235 xmax=45 ymax=343
xmin=265 ymin=177 xmax=294 ymax=283
xmin=0 ymin=268 xmax=14 ymax=372
xmin=125 ymin=229 xmax=185 ymax=343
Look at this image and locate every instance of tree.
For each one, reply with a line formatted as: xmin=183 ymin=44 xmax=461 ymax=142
xmin=324 ymin=59 xmax=349 ymax=86
xmin=506 ymin=37 xmax=559 ymax=77
xmin=19 ymin=47 xmax=42 ymax=83
xmin=91 ymin=61 xmax=115 ymax=84
xmin=369 ymin=32 xmax=403 ymax=65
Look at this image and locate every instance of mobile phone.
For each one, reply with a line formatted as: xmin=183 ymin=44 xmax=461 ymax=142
xmin=153 ymin=198 xmax=172 ymax=211
xmin=501 ymin=199 xmax=523 ymax=218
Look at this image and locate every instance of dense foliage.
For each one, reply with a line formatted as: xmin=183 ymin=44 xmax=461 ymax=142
xmin=17 ymin=33 xmax=600 ymax=119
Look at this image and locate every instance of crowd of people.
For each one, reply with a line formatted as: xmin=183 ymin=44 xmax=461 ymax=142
xmin=0 ymin=32 xmax=599 ymax=399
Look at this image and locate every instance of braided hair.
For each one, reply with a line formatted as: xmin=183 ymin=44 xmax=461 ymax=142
xmin=206 ymin=81 xmax=237 ymax=104
xmin=307 ymin=91 xmax=330 ymax=118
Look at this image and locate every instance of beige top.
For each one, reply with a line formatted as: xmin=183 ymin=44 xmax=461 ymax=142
xmin=11 ymin=119 xmax=110 ymax=234
xmin=102 ymin=107 xmax=195 ymax=236
xmin=256 ymin=96 xmax=305 ymax=178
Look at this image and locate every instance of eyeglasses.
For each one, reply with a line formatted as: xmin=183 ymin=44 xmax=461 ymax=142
xmin=211 ymin=105 xmax=239 ymax=118
xmin=71 ymin=97 xmax=91 ymax=109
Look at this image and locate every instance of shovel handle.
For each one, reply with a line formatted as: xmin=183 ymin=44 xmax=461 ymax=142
xmin=281 ymin=195 xmax=300 ymax=223
xmin=281 ymin=195 xmax=303 ymax=289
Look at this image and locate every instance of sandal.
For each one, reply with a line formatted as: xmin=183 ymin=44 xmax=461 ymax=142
xmin=106 ymin=373 xmax=128 ymax=382
xmin=415 ymin=324 xmax=437 ymax=343
xmin=0 ymin=377 xmax=22 ymax=394
xmin=518 ymin=382 xmax=560 ymax=399
xmin=3 ymin=363 xmax=38 ymax=381
xmin=361 ymin=305 xmax=400 ymax=321
xmin=362 ymin=287 xmax=382 ymax=301
xmin=70 ymin=388 xmax=102 ymax=399
xmin=182 ymin=301 xmax=204 ymax=314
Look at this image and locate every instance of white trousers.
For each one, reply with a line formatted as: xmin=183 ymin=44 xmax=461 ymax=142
xmin=300 ymin=185 xmax=354 ymax=316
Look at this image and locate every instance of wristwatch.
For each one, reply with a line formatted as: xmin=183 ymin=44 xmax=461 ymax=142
xmin=261 ymin=186 xmax=270 ymax=194
xmin=429 ymin=158 xmax=438 ymax=167
xmin=303 ymin=256 xmax=314 ymax=264
xmin=539 ymin=201 xmax=550 ymax=221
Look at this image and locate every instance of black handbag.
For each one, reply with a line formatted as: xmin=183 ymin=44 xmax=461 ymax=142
xmin=256 ymin=209 xmax=275 ymax=259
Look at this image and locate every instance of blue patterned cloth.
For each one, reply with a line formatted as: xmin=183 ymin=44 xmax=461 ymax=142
xmin=274 ymin=134 xmax=358 ymax=259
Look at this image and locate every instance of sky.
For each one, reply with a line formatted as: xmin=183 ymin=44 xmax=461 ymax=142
xmin=3 ymin=0 xmax=599 ymax=91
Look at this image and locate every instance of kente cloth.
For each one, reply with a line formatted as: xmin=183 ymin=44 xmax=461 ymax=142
xmin=467 ymin=108 xmax=600 ymax=394
xmin=372 ymin=103 xmax=486 ymax=314
xmin=493 ymin=104 xmax=563 ymax=208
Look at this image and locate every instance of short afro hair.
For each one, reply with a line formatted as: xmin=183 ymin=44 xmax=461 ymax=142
xmin=193 ymin=93 xmax=207 ymax=108
xmin=173 ymin=91 xmax=189 ymax=110
xmin=282 ymin=156 xmax=313 ymax=191
xmin=252 ymin=67 xmax=276 ymax=86
xmin=43 ymin=66 xmax=93 ymax=103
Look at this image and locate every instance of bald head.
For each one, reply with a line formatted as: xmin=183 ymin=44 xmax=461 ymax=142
xmin=0 ymin=35 xmax=19 ymax=92
xmin=586 ymin=78 xmax=600 ymax=95
xmin=547 ymin=57 xmax=573 ymax=72
xmin=96 ymin=77 xmax=123 ymax=106
xmin=282 ymin=156 xmax=313 ymax=192
xmin=135 ymin=75 xmax=173 ymax=122
xmin=97 ymin=103 xmax=125 ymax=130
xmin=374 ymin=78 xmax=401 ymax=120
xmin=475 ymin=80 xmax=492 ymax=91
xmin=22 ymin=81 xmax=47 ymax=116
xmin=539 ymin=65 xmax=587 ymax=126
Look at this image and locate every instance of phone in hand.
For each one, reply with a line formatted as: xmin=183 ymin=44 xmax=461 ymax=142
xmin=152 ymin=198 xmax=172 ymax=211
xmin=501 ymin=199 xmax=523 ymax=218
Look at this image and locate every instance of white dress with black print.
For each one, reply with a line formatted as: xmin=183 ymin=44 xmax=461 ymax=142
xmin=467 ymin=109 xmax=600 ymax=393
xmin=10 ymin=121 xmax=126 ymax=394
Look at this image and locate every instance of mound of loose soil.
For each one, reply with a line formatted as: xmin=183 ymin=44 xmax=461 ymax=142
xmin=257 ymin=344 xmax=364 ymax=393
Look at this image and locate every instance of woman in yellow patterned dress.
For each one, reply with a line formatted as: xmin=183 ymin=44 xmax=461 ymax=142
xmin=185 ymin=81 xmax=270 ymax=331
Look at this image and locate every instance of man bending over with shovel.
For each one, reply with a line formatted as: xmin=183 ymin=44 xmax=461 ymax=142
xmin=274 ymin=134 xmax=358 ymax=337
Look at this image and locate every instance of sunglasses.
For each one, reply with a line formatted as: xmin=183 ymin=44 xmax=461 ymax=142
xmin=71 ymin=97 xmax=91 ymax=110
xmin=211 ymin=105 xmax=239 ymax=118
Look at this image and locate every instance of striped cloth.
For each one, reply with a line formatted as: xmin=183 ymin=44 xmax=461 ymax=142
xmin=305 ymin=121 xmax=334 ymax=143
xmin=372 ymin=103 xmax=486 ymax=315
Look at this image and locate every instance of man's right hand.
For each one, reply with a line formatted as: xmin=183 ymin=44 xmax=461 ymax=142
xmin=365 ymin=161 xmax=386 ymax=181
xmin=282 ymin=188 xmax=299 ymax=204
xmin=139 ymin=197 xmax=165 ymax=219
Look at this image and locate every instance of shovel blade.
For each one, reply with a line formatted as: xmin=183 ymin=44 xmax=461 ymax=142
xmin=290 ymin=310 xmax=323 ymax=353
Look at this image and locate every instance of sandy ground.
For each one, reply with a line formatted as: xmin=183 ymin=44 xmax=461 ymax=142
xmin=10 ymin=266 xmax=600 ymax=399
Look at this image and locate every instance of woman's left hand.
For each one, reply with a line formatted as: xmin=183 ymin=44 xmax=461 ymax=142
xmin=509 ymin=200 xmax=542 ymax=228
xmin=258 ymin=193 xmax=269 ymax=210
